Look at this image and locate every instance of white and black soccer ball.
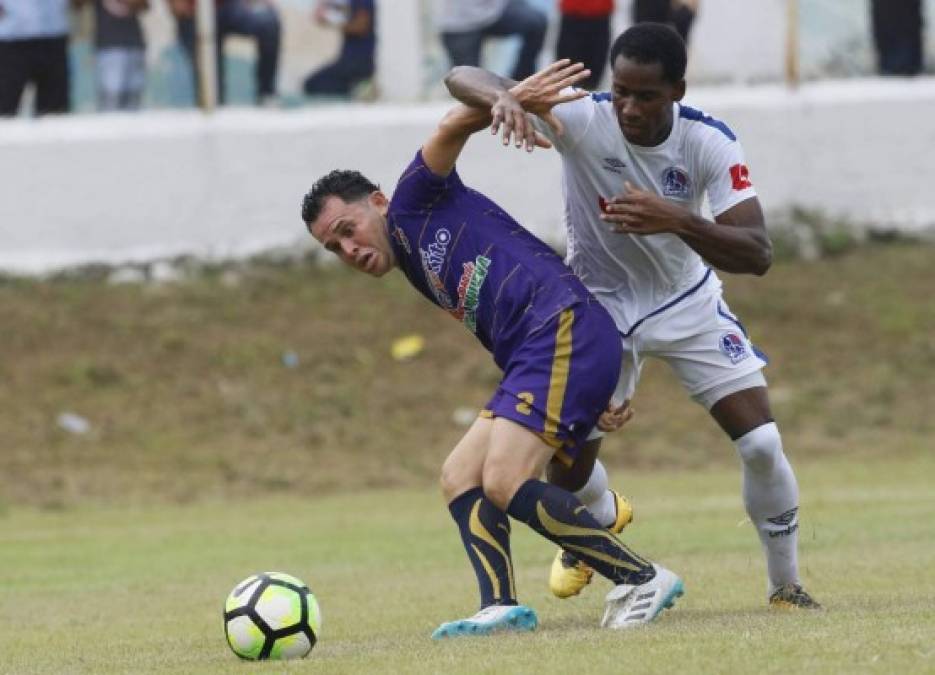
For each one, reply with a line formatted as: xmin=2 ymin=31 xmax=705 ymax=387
xmin=223 ymin=572 xmax=321 ymax=660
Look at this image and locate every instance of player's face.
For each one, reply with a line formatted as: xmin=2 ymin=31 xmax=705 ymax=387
xmin=309 ymin=192 xmax=396 ymax=277
xmin=610 ymin=56 xmax=685 ymax=146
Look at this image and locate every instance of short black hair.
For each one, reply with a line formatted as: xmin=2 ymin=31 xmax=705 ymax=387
xmin=301 ymin=170 xmax=379 ymax=225
xmin=609 ymin=23 xmax=687 ymax=84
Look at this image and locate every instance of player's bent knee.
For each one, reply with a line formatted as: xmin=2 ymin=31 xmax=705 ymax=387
xmin=480 ymin=464 xmax=525 ymax=511
xmin=439 ymin=457 xmax=474 ymax=502
xmin=735 ymin=421 xmax=783 ymax=473
xmin=480 ymin=481 xmax=514 ymax=512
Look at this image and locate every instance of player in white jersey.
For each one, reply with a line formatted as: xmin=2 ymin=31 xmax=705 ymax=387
xmin=444 ymin=22 xmax=820 ymax=610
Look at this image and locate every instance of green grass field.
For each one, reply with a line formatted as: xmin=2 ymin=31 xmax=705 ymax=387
xmin=3 ymin=454 xmax=933 ymax=674
xmin=1 ymin=243 xmax=933 ymax=672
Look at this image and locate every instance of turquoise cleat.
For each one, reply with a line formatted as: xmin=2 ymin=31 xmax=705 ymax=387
xmin=431 ymin=604 xmax=538 ymax=640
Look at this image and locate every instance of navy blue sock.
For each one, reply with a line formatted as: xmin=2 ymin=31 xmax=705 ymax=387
xmin=507 ymin=479 xmax=654 ymax=586
xmin=448 ymin=487 xmax=518 ymax=609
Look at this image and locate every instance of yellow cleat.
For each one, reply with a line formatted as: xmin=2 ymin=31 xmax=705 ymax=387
xmin=769 ymin=583 xmax=822 ymax=610
xmin=549 ymin=491 xmax=634 ymax=599
xmin=608 ymin=490 xmax=634 ymax=535
xmin=549 ymin=550 xmax=595 ymax=598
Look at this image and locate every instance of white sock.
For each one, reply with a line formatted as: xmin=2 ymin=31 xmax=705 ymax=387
xmin=573 ymin=460 xmax=618 ymax=529
xmin=735 ymin=422 xmax=801 ymax=595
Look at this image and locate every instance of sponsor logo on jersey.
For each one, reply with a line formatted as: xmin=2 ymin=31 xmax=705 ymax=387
xmin=718 ymin=331 xmax=749 ymax=364
xmin=602 ymin=157 xmax=627 ymax=174
xmin=729 ymin=163 xmax=753 ymax=190
xmin=392 ymin=226 xmax=411 ymax=255
xmin=420 ymin=228 xmax=453 ymax=308
xmin=449 ymin=254 xmax=491 ymax=333
xmin=662 ymin=166 xmax=692 ymax=198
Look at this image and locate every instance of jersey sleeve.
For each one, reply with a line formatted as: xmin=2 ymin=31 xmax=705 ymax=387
xmin=391 ymin=150 xmax=464 ymax=211
xmin=530 ymin=88 xmax=596 ymax=153
xmin=701 ymin=134 xmax=758 ymax=217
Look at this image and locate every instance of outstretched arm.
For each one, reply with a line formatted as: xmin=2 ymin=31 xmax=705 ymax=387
xmin=424 ymin=66 xmax=587 ymax=179
xmin=421 ymin=105 xmax=549 ymax=178
xmin=444 ymin=66 xmax=518 ymax=109
xmin=445 ymin=60 xmax=591 ymax=147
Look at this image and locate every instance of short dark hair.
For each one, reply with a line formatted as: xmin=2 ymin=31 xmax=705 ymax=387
xmin=609 ymin=23 xmax=687 ymax=84
xmin=301 ymin=170 xmax=379 ymax=224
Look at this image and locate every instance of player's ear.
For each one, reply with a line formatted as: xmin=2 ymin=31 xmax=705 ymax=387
xmin=672 ymin=79 xmax=686 ymax=102
xmin=369 ymin=190 xmax=388 ymax=215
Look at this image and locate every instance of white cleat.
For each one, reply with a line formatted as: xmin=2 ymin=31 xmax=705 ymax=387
xmin=601 ymin=564 xmax=684 ymax=630
xmin=431 ymin=604 xmax=538 ymax=640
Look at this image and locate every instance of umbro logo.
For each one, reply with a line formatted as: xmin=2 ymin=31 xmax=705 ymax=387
xmin=767 ymin=507 xmax=798 ymax=527
xmin=767 ymin=507 xmax=799 ymax=538
xmin=602 ymin=157 xmax=627 ymax=174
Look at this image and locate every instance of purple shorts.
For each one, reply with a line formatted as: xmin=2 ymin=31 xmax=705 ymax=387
xmin=481 ymin=299 xmax=622 ymax=466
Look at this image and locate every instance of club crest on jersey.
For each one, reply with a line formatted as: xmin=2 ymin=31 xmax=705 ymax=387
xmin=662 ymin=166 xmax=691 ymax=198
xmin=602 ymin=157 xmax=627 ymax=174
xmin=449 ymin=255 xmax=491 ymax=333
xmin=420 ymin=228 xmax=453 ymax=308
xmin=719 ymin=332 xmax=749 ymax=364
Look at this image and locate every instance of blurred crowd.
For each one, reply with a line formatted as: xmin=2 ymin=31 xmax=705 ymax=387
xmin=0 ymin=0 xmax=928 ymax=117
xmin=0 ymin=0 xmax=380 ymax=115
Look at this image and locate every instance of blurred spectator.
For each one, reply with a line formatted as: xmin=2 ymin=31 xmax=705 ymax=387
xmin=556 ymin=0 xmax=613 ymax=90
xmin=871 ymin=0 xmax=924 ymax=76
xmin=438 ymin=0 xmax=547 ymax=80
xmin=0 ymin=0 xmax=72 ymax=116
xmin=633 ymin=0 xmax=697 ymax=44
xmin=86 ymin=0 xmax=148 ymax=110
xmin=303 ymin=0 xmax=375 ymax=97
xmin=169 ymin=0 xmax=281 ymax=105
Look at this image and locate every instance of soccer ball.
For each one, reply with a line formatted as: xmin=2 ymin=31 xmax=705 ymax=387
xmin=223 ymin=572 xmax=321 ymax=660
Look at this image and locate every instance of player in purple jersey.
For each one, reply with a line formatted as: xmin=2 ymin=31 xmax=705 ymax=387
xmin=301 ymin=61 xmax=684 ymax=638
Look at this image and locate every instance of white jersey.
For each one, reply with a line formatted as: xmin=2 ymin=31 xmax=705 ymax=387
xmin=534 ymin=94 xmax=757 ymax=335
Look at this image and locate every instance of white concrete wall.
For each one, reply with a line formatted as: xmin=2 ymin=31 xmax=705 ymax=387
xmin=680 ymin=0 xmax=787 ymax=84
xmin=1 ymin=77 xmax=934 ymax=274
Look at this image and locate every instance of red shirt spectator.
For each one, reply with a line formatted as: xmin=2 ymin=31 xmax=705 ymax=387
xmin=560 ymin=0 xmax=613 ymax=17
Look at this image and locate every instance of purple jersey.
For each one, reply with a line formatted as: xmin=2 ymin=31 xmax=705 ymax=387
xmin=387 ymin=151 xmax=592 ymax=367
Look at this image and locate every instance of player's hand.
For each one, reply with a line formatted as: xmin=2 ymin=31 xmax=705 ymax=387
xmin=596 ymin=399 xmax=634 ymax=433
xmin=510 ymin=59 xmax=591 ymax=115
xmin=490 ymin=93 xmax=553 ymax=152
xmin=601 ymin=181 xmax=693 ymax=235
xmin=490 ymin=91 xmax=532 ymax=150
xmin=491 ymin=60 xmax=589 ymax=149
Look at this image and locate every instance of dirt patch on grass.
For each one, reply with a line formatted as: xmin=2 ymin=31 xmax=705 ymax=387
xmin=1 ymin=243 xmax=932 ymax=507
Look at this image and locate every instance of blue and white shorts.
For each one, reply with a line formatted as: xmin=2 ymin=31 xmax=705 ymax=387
xmin=609 ymin=287 xmax=768 ymax=419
